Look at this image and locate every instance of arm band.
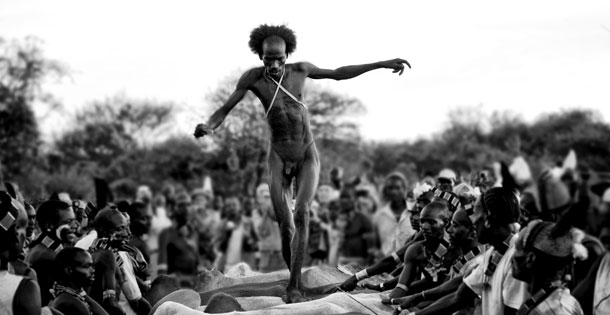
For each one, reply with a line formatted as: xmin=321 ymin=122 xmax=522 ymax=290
xmin=355 ymin=269 xmax=369 ymax=281
xmin=396 ymin=283 xmax=408 ymax=291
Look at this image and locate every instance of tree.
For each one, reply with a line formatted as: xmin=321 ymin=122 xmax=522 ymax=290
xmin=0 ymin=36 xmax=66 ymax=190
xmin=367 ymin=106 xmax=610 ymax=186
xmin=53 ymin=94 xmax=176 ymax=186
xmin=521 ymin=109 xmax=610 ymax=172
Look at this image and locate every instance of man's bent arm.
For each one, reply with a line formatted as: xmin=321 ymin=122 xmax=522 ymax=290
xmin=388 ymin=244 xmax=419 ymax=298
xmin=303 ymin=59 xmax=409 ymax=81
xmin=413 ymin=283 xmax=477 ymax=315
xmin=368 ymin=252 xmax=402 ymax=275
xmin=205 ymin=70 xmax=255 ymax=129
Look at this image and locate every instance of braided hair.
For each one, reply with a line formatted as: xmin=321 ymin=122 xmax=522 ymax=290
xmin=481 ymin=187 xmax=520 ymax=225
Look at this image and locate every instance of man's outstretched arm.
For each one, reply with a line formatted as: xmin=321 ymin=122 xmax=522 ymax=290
xmin=394 ymin=276 xmax=464 ymax=309
xmin=339 ymin=249 xmax=403 ymax=291
xmin=194 ymin=70 xmax=255 ymax=138
xmin=407 ymin=282 xmax=477 ymax=315
xmin=303 ymin=58 xmax=410 ymax=80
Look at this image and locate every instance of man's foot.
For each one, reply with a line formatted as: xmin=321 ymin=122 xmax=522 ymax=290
xmin=282 ymin=288 xmax=310 ymax=304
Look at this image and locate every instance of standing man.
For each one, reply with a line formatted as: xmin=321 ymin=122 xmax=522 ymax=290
xmin=194 ymin=24 xmax=410 ymax=303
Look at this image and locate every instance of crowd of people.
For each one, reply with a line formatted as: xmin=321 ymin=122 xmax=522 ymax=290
xmin=1 ymin=156 xmax=609 ymax=315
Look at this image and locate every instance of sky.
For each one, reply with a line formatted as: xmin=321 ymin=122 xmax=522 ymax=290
xmin=1 ymin=0 xmax=609 ymax=142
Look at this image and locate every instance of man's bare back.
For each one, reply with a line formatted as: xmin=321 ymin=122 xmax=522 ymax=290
xmin=194 ymin=24 xmax=409 ymax=303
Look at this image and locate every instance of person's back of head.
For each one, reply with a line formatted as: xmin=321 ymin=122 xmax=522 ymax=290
xmin=92 ymin=208 xmax=123 ymax=237
xmin=513 ymin=219 xmax=587 ymax=285
xmin=432 ymin=188 xmax=461 ymax=213
xmin=421 ymin=200 xmax=452 ymax=224
xmin=54 ymin=247 xmax=88 ymax=280
xmin=481 ymin=186 xmax=520 ymax=226
xmin=36 ymin=199 xmax=71 ymax=232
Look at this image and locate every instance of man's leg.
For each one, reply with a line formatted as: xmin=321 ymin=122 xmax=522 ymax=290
xmin=268 ymin=149 xmax=296 ymax=271
xmin=285 ymin=144 xmax=320 ymax=303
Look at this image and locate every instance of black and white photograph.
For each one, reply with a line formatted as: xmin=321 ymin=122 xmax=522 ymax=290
xmin=1 ymin=1 xmax=609 ymax=314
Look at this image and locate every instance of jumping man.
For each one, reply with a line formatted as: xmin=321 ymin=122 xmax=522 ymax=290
xmin=194 ymin=24 xmax=410 ymax=303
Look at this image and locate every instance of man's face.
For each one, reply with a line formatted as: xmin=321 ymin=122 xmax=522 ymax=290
xmin=242 ymin=198 xmax=255 ymax=216
xmin=173 ymin=204 xmax=190 ymax=226
xmin=356 ymin=196 xmax=375 ymax=214
xmin=316 ymin=185 xmax=335 ymax=204
xmin=419 ymin=206 xmax=447 ymax=241
xmin=11 ymin=203 xmax=28 ymax=258
xmin=385 ymin=178 xmax=406 ymax=203
xmin=339 ymin=192 xmax=354 ymax=212
xmin=437 ymin=178 xmax=454 ymax=192
xmin=71 ymin=251 xmax=95 ymax=288
xmin=335 ymin=212 xmax=348 ymax=231
xmin=447 ymin=209 xmax=472 ymax=246
xmin=72 ymin=201 xmax=88 ymax=237
xmin=262 ymin=38 xmax=287 ymax=78
xmin=256 ymin=188 xmax=272 ymax=211
xmin=472 ymin=197 xmax=493 ymax=244
xmin=411 ymin=194 xmax=433 ymax=231
xmin=192 ymin=195 xmax=209 ymax=213
xmin=26 ymin=205 xmax=36 ymax=237
xmin=131 ymin=207 xmax=152 ymax=236
xmin=57 ymin=207 xmax=77 ymax=227
xmin=57 ymin=208 xmax=78 ymax=243
xmin=110 ymin=213 xmax=130 ymax=242
xmin=223 ymin=197 xmax=240 ymax=221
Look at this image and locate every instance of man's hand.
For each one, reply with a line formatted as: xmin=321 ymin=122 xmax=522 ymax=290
xmin=363 ymin=283 xmax=383 ymax=291
xmin=396 ymin=308 xmax=418 ymax=315
xmin=338 ymin=276 xmax=359 ymax=292
xmin=381 ymin=58 xmax=411 ymax=75
xmin=194 ymin=123 xmax=213 ymax=138
xmin=398 ymin=293 xmax=422 ymax=309
xmin=389 ymin=286 xmax=407 ymax=299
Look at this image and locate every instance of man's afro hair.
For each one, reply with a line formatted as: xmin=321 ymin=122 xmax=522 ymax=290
xmin=249 ymin=24 xmax=297 ymax=57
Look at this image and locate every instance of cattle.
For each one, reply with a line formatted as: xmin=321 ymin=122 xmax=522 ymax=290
xmin=155 ymin=292 xmax=393 ymax=315
xmin=151 ymin=264 xmax=394 ymax=315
